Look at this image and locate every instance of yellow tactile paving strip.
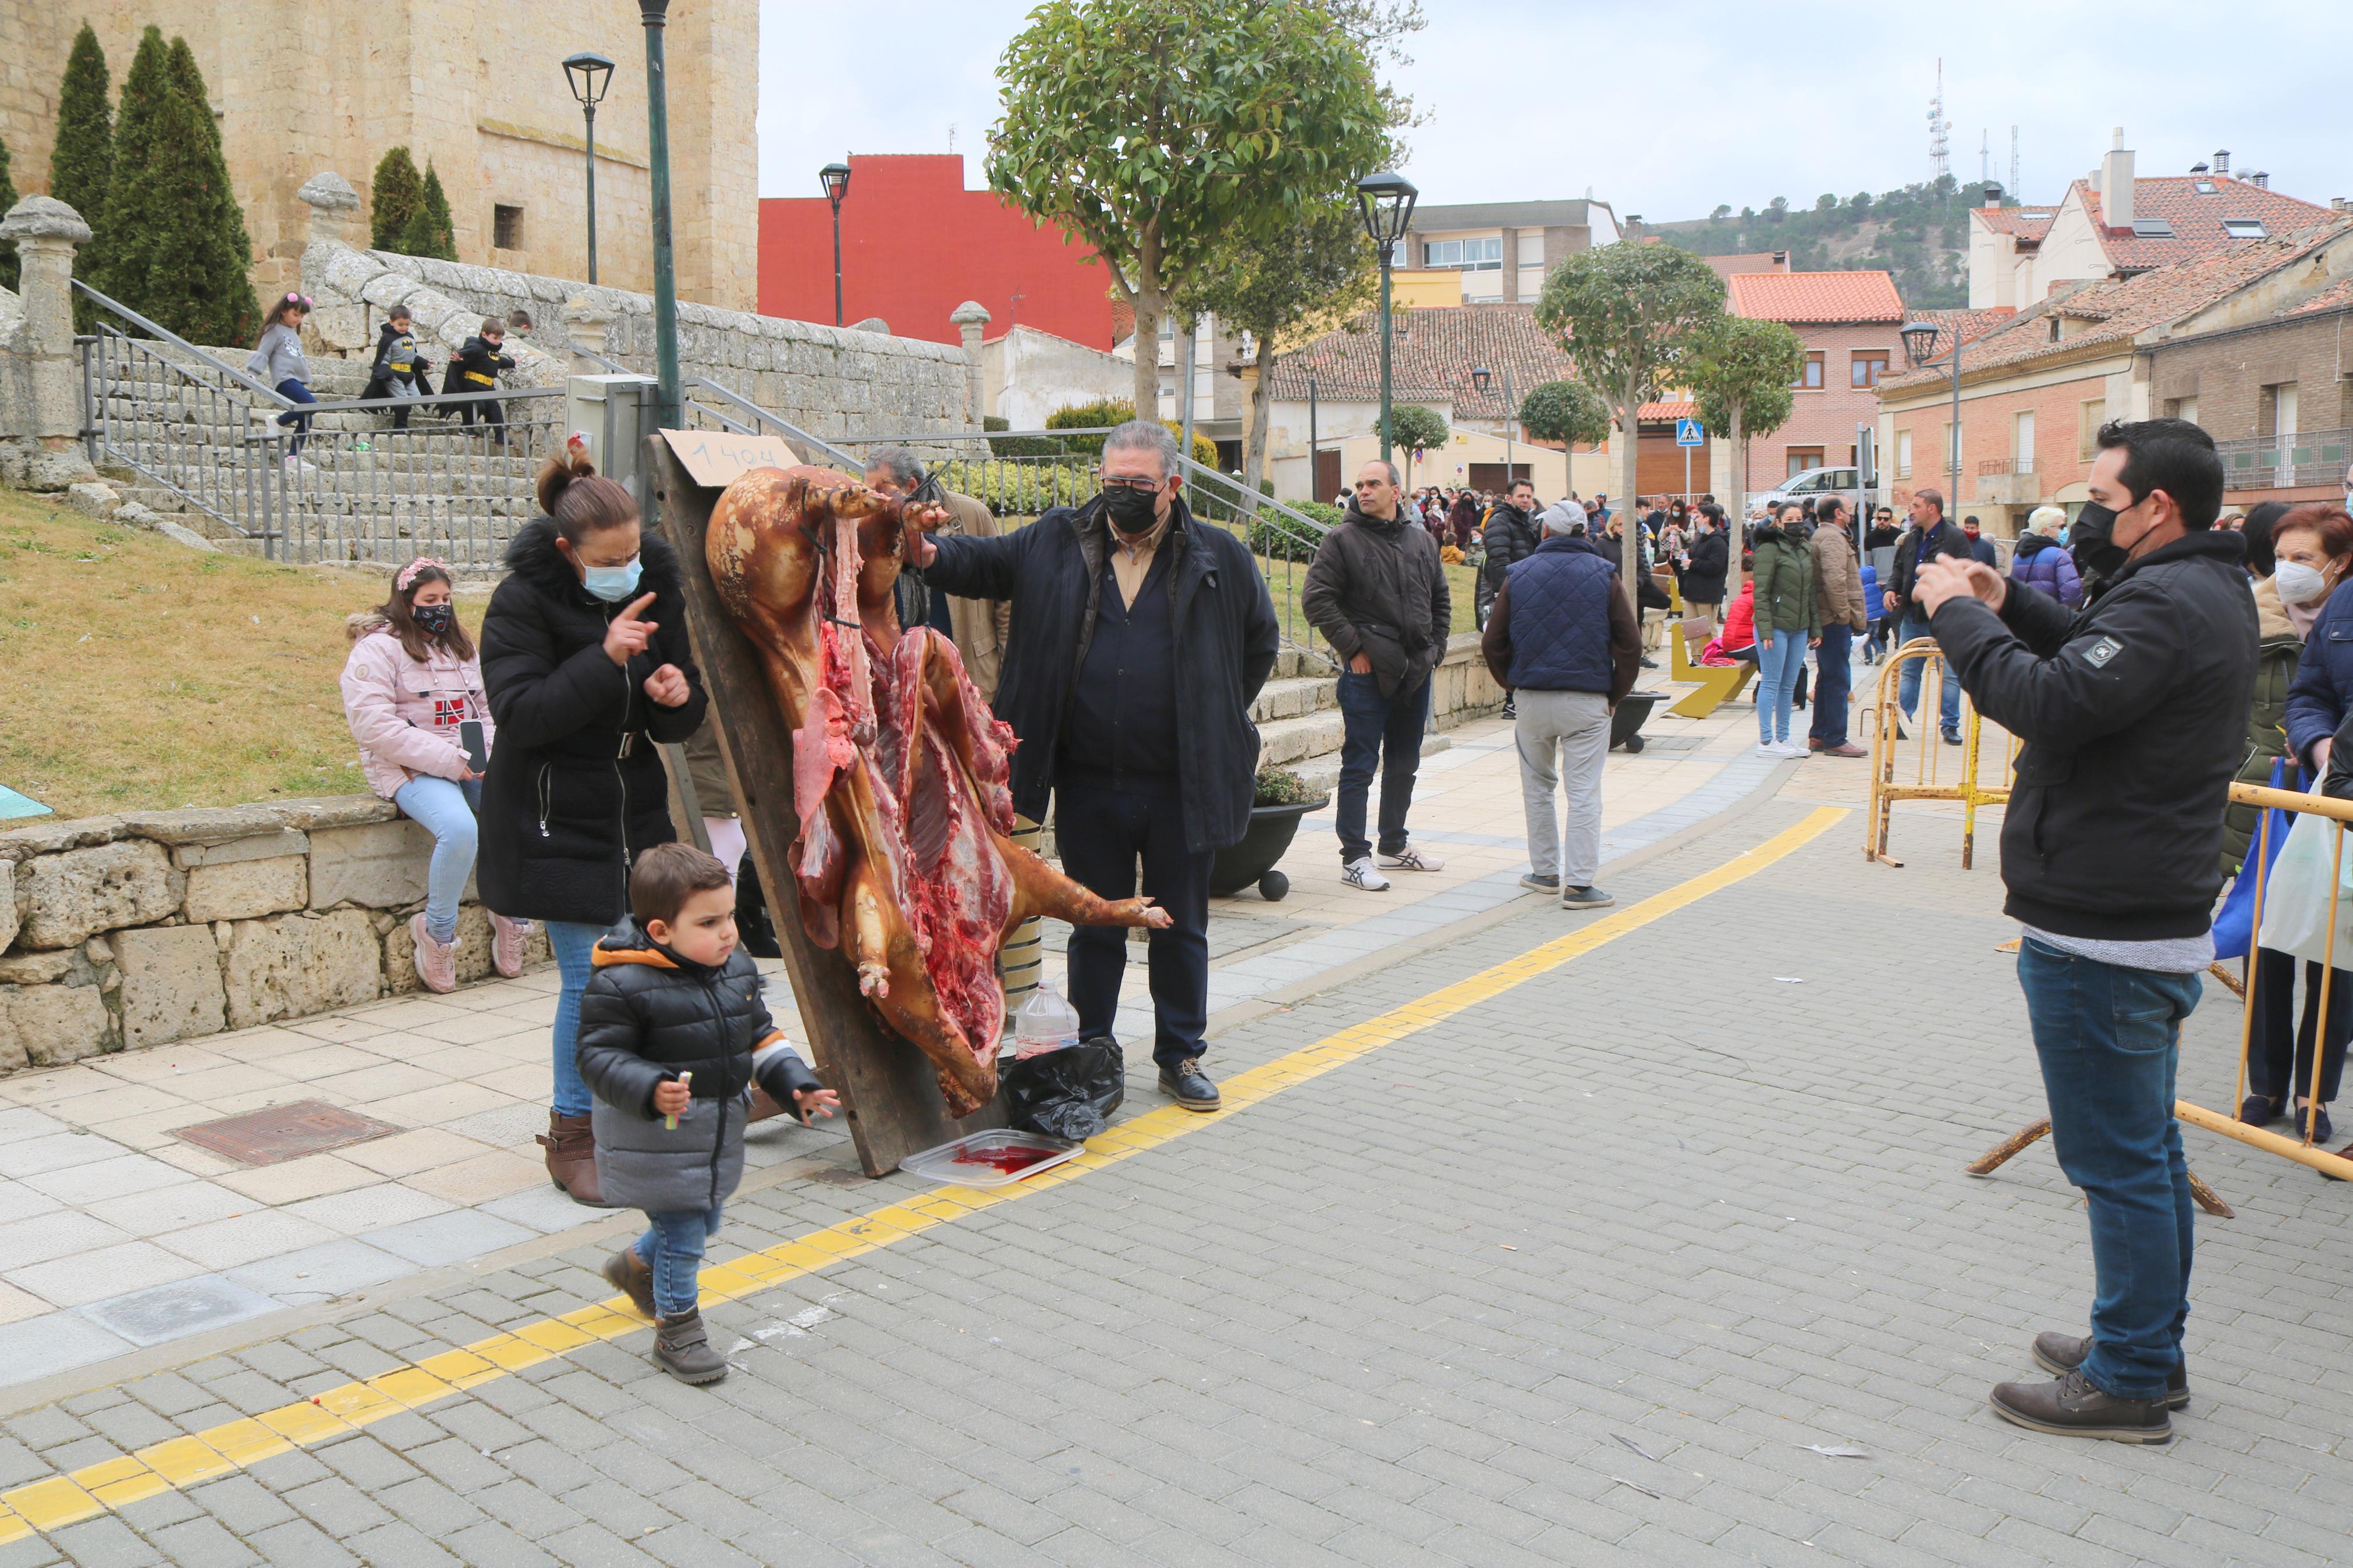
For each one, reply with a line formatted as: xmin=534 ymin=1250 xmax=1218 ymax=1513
xmin=0 ymin=806 xmax=1844 ymax=1544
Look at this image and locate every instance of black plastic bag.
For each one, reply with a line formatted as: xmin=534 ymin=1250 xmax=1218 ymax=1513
xmin=1002 ymin=1037 xmax=1125 ymax=1140
xmin=735 ymin=849 xmax=782 ymax=959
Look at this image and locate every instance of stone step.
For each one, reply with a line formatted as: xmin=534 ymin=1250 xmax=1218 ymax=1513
xmin=1248 ymin=675 xmax=1341 ymax=725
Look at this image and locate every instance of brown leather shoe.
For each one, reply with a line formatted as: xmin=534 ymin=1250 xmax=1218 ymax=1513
xmin=537 ymin=1110 xmax=607 ymax=1206
xmin=1820 ymin=742 xmax=1868 ymax=758
xmin=2031 ymin=1331 xmax=2188 ymax=1409
xmin=602 ymin=1245 xmax=657 ymax=1319
xmin=1989 ymin=1368 xmax=2171 ymax=1442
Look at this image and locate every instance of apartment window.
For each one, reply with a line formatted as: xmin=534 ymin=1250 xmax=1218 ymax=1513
xmin=2174 ymin=395 xmax=2199 ymax=427
xmin=1850 ymin=352 xmax=1890 ymax=389
xmin=2262 ymin=382 xmax=2300 ymax=439
xmin=1421 ymin=236 xmax=1503 ymax=271
xmin=493 ymin=204 xmax=525 ymax=250
xmin=2079 ymin=398 xmax=2107 ymax=458
xmin=1945 ymin=421 xmax=1960 ymax=470
xmin=1785 ymin=447 xmax=1825 ymax=478
xmin=1896 ymin=428 xmax=1914 ymax=479
xmin=1793 ymin=352 xmax=1825 ymax=390
xmin=2014 ymin=410 xmax=2036 ymax=474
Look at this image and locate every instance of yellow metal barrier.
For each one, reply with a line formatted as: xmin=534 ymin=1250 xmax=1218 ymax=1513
xmin=1971 ymin=778 xmax=2353 ymax=1196
xmin=1862 ymin=637 xmax=2016 ymax=868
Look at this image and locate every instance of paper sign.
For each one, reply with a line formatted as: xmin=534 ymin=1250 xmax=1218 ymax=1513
xmin=659 ymin=428 xmax=804 ymax=489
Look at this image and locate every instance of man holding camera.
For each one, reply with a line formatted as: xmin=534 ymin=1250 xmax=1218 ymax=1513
xmin=1913 ymin=419 xmax=2255 ymax=1444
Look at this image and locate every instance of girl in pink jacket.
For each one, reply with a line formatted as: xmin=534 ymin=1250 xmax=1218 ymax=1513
xmin=340 ymin=558 xmax=530 ymax=991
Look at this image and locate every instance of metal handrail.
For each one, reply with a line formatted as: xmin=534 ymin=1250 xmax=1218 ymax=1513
xmin=71 ymin=279 xmax=293 ymax=406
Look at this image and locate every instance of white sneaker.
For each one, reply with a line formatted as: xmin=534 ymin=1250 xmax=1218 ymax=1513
xmin=1376 ymin=844 xmax=1445 ymax=873
xmin=1341 ymin=857 xmax=1392 ymax=891
xmin=1755 ymin=741 xmax=1782 ymax=758
xmin=282 ymin=453 xmax=316 ymax=473
xmin=1772 ymin=741 xmax=1808 ymax=758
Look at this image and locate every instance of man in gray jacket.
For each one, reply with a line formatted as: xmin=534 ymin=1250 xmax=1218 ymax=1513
xmin=1303 ymin=460 xmax=1453 ymax=891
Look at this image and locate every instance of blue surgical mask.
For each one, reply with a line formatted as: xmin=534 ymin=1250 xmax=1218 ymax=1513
xmin=582 ymin=558 xmax=643 ymax=602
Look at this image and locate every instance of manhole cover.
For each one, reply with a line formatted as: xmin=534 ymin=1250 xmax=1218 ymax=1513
xmin=173 ymin=1100 xmax=401 ymax=1166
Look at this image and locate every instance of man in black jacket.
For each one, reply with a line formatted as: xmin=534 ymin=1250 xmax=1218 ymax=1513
xmin=1884 ymin=488 xmax=1974 ymax=742
xmin=1917 ymin=418 xmax=2254 ymax=1445
xmin=913 ymin=421 xmax=1279 ymax=1111
xmin=1303 ymin=459 xmax=1451 ymax=891
xmin=1476 ymin=479 xmax=1540 ymax=624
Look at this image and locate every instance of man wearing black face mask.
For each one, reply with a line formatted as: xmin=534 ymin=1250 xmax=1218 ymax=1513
xmin=1913 ymin=418 xmax=2253 ymax=1445
xmin=911 ymin=421 xmax=1280 ymax=1112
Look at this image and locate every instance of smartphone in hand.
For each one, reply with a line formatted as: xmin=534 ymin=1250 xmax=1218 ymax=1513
xmin=458 ymin=719 xmax=489 ymax=774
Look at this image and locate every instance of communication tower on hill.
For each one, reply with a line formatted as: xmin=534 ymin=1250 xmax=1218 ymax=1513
xmin=1928 ymin=59 xmax=1951 ymax=184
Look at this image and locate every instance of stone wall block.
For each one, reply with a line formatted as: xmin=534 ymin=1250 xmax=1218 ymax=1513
xmin=115 ymin=926 xmax=228 ymax=1049
xmin=171 ymin=829 xmax=310 ymax=870
xmin=218 ymin=909 xmax=382 ymax=1030
xmin=308 ymin=820 xmax=435 ymax=909
xmin=17 ymin=841 xmax=183 ymax=949
xmin=382 ymin=903 xmax=497 ymax=993
xmin=183 ymin=855 xmax=308 ymax=924
xmin=0 ymin=982 xmax=112 ymax=1071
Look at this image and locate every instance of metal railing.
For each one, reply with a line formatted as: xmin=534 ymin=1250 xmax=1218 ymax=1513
xmin=562 ymin=337 xmax=867 ymax=472
xmin=2216 ymin=427 xmax=2352 ymax=490
xmin=77 ymin=280 xmax=559 ymax=567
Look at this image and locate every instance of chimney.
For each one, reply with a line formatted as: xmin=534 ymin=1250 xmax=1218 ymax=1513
xmin=2334 ymin=197 xmax=2352 ymax=212
xmin=1771 ymin=250 xmax=1788 ymax=271
xmin=2100 ymin=127 xmax=2135 ymax=230
xmin=2214 ymin=149 xmax=2231 ymax=175
xmin=2251 ymin=171 xmax=2270 ymax=190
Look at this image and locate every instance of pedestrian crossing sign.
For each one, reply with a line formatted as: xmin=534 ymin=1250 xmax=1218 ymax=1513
xmin=1675 ymin=418 xmax=1705 ymax=447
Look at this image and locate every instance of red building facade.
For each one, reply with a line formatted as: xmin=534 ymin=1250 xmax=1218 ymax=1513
xmin=758 ymin=154 xmax=1116 ymax=350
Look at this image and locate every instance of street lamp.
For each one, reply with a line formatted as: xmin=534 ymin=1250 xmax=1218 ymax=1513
xmin=1307 ymin=371 xmax=1319 ymax=498
xmin=819 ymin=161 xmax=852 ymax=328
xmin=1471 ymin=364 xmax=1516 ymax=489
xmin=561 ymin=51 xmax=615 ymax=284
xmin=1901 ymin=318 xmax=1964 ymax=512
xmin=640 ymin=2 xmax=680 ymax=428
xmin=1356 ymin=170 xmax=1418 ymax=468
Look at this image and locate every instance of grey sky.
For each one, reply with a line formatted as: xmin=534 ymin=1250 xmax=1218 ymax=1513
xmin=758 ymin=0 xmax=2353 ymax=219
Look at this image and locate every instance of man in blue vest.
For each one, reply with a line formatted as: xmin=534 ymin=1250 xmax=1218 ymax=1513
xmin=1479 ymin=507 xmax=1642 ymax=909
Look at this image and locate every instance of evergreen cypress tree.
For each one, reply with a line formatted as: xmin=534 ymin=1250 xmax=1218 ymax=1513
xmin=49 ymin=24 xmax=112 ymax=328
xmin=370 ymin=147 xmax=424 ymax=252
xmin=0 ymin=136 xmax=18 ymax=292
xmin=91 ymin=26 xmax=170 ymax=312
xmin=148 ymin=36 xmax=256 ymax=346
xmin=407 ymin=163 xmax=456 ymax=259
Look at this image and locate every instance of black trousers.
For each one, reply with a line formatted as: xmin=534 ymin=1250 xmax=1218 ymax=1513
xmin=1054 ymin=783 xmax=1211 ymax=1071
xmin=2248 ymin=945 xmax=2350 ymax=1104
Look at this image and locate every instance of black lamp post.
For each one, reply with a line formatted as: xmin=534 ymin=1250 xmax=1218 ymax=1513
xmin=561 ymin=51 xmax=615 ymax=285
xmin=1472 ymin=364 xmax=1517 ymax=486
xmin=819 ymin=161 xmax=852 ymax=327
xmin=1901 ymin=318 xmax=1963 ymax=511
xmin=1356 ymin=170 xmax=1418 ymax=468
xmin=640 ymin=2 xmax=679 ymax=428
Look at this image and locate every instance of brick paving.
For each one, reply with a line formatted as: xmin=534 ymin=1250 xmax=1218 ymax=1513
xmin=0 ymin=755 xmax=2347 ymax=1565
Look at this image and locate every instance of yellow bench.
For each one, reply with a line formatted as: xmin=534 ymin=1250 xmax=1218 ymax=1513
xmin=1665 ymin=581 xmax=1754 ymax=719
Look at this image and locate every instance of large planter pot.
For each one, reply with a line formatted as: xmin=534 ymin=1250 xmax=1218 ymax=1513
xmin=1612 ymin=690 xmax=1663 ymax=753
xmin=1209 ymin=795 xmax=1328 ymax=901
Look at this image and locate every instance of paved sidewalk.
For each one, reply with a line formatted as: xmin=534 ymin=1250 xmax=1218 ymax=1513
xmin=0 ymin=701 xmax=1771 ymax=1389
xmin=2 ymin=762 xmax=2348 ymax=1565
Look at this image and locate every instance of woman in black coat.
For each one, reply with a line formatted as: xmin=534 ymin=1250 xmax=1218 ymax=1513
xmin=477 ymin=448 xmax=708 ymax=1204
xmin=1676 ymin=503 xmax=1732 ymax=657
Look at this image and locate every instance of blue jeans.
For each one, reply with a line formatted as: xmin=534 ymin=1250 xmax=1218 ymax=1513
xmin=545 ymin=920 xmax=605 ymax=1117
xmin=1896 ymin=613 xmax=1960 ymax=734
xmin=1335 ymin=671 xmax=1430 ymax=863
xmin=274 ymin=378 xmax=315 ymax=455
xmin=1755 ymin=629 xmax=1805 ymax=745
xmin=391 ymin=776 xmax=480 ymax=944
xmin=636 ymin=1206 xmax=723 ymax=1318
xmin=1809 ymin=623 xmax=1854 ymax=747
xmin=2017 ymin=938 xmax=2202 ymax=1401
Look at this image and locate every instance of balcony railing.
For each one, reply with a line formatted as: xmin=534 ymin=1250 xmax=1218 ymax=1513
xmin=2216 ymin=428 xmax=2351 ymax=490
xmin=1978 ymin=457 xmax=2036 ymax=475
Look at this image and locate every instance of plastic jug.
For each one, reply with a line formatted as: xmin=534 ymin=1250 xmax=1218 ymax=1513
xmin=1007 ymin=981 xmax=1081 ymax=1060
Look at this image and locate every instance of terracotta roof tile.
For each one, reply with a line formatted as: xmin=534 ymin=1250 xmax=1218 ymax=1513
xmin=1266 ymin=304 xmax=1578 ymax=419
xmin=1900 ymin=307 xmax=2017 ymax=361
xmin=1639 ymin=401 xmax=1697 ymax=421
xmin=2081 ymin=175 xmax=2334 ymax=271
xmin=1973 ymin=205 xmax=2057 ymax=241
xmin=2284 ymin=275 xmax=2353 ymax=316
xmin=1882 ymin=218 xmax=2353 ymax=393
xmin=1727 ymin=269 xmax=1905 ymax=324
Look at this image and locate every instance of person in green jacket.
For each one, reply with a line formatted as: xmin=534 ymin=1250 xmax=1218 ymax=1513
xmin=1749 ymin=501 xmax=1822 ymax=755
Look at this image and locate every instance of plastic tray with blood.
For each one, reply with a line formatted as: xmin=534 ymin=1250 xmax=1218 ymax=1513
xmin=899 ymin=1129 xmax=1085 ymax=1189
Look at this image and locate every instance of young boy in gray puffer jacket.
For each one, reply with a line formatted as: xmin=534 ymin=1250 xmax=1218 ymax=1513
xmin=577 ymin=842 xmax=839 ymax=1384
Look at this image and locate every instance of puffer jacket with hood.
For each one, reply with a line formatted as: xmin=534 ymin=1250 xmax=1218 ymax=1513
xmin=576 ymin=920 xmax=824 ymax=1214
xmin=1749 ymin=522 xmax=1821 ymax=636
xmin=475 ymin=519 xmax=708 ymax=925
xmin=2009 ymin=532 xmax=2083 ymax=609
xmin=339 ymin=614 xmax=492 ymax=800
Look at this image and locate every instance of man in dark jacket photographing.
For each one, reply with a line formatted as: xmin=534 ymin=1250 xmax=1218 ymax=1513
xmin=1915 ymin=418 xmax=2255 ymax=1445
xmin=913 ymin=421 xmax=1280 ymax=1111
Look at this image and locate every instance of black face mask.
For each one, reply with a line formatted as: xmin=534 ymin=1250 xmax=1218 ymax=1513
xmin=413 ymin=603 xmax=456 ymax=637
xmin=2069 ymin=500 xmax=2128 ymax=581
xmin=1102 ymin=485 xmax=1162 ymax=535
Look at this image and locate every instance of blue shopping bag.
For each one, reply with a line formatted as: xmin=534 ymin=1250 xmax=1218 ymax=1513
xmin=2214 ymin=756 xmax=2294 ymax=962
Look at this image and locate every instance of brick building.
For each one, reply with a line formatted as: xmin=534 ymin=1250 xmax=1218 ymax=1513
xmin=1881 ymin=216 xmax=2353 ymax=536
xmin=2145 ymin=276 xmax=2353 ymax=508
xmin=1724 ymin=270 xmax=1907 ymax=494
xmin=0 ymin=2 xmax=758 ymax=310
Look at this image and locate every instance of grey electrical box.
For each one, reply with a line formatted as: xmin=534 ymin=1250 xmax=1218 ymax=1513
xmin=565 ymin=374 xmax=661 ymax=513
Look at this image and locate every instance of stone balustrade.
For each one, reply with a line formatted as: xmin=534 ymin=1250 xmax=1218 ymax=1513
xmin=0 ymin=797 xmax=548 ymax=1075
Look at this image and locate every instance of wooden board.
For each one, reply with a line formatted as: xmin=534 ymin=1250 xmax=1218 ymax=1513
xmin=646 ymin=437 xmax=1005 ymax=1176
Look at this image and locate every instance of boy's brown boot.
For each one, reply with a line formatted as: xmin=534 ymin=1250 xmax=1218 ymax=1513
xmin=654 ymin=1310 xmax=728 ymax=1385
xmin=602 ymin=1246 xmax=656 ymax=1320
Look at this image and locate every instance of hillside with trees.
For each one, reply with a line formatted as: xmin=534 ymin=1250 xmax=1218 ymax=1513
xmin=1638 ymin=176 xmax=2010 ymax=309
